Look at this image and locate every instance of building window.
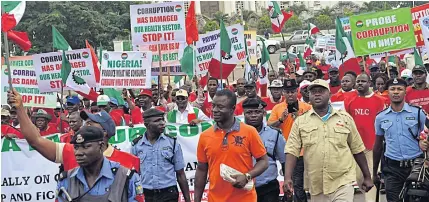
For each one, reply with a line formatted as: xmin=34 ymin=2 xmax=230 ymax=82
xmin=235 ymin=1 xmax=244 ymax=12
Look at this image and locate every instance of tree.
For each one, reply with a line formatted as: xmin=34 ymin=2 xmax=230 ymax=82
xmin=286 ymin=4 xmax=308 ymax=17
xmin=315 ymin=15 xmax=332 ymax=31
xmin=333 ymin=2 xmax=359 ymax=14
xmin=316 ymin=6 xmax=334 ymax=16
xmin=257 ymin=14 xmax=271 ymax=33
xmin=14 ymin=1 xmax=149 ymax=54
xmin=284 ymin=15 xmax=302 ymax=32
xmin=203 ymin=20 xmax=219 ymax=33
xmin=212 ymin=11 xmax=229 ymax=24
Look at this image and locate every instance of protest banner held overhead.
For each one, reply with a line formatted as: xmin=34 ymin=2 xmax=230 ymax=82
xmin=411 ymin=3 xmax=429 ymax=47
xmin=32 ymin=49 xmax=96 ymax=93
xmin=135 ymin=42 xmax=185 ymax=75
xmin=1 ymin=56 xmax=57 ymax=108
xmin=194 ymin=24 xmax=247 ymax=76
xmin=350 ymin=7 xmax=416 ymax=56
xmin=130 ymin=2 xmax=186 ymax=46
xmin=244 ymin=30 xmax=257 ymax=65
xmin=340 ymin=17 xmax=351 ymax=34
xmin=100 ymin=51 xmax=152 ymax=89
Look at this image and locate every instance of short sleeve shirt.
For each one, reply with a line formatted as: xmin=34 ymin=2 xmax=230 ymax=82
xmin=197 ymin=120 xmax=267 ymax=202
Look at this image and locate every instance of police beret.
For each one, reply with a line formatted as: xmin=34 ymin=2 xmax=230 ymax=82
xmin=242 ymin=98 xmax=267 ymax=109
xmin=283 ymin=79 xmax=298 ymax=90
xmin=70 ymin=126 xmax=104 ymax=144
xmin=244 ymin=80 xmax=256 ymax=87
xmin=143 ymin=108 xmax=164 ymax=119
xmin=386 ymin=78 xmax=407 ymax=88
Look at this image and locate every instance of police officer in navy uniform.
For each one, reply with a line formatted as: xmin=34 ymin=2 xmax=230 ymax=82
xmin=56 ymin=126 xmax=143 ymax=202
xmin=242 ymin=98 xmax=286 ymax=202
xmin=373 ymin=78 xmax=427 ymax=202
xmin=131 ymin=108 xmax=191 ymax=202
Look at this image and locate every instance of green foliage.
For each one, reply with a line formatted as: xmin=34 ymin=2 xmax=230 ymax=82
xmin=203 ymin=20 xmax=219 ymax=33
xmin=315 ymin=15 xmax=332 ymax=30
xmin=257 ymin=14 xmax=271 ymax=32
xmin=284 ymin=15 xmax=302 ymax=32
xmin=212 ymin=11 xmax=229 ymax=25
xmin=285 ymin=4 xmax=308 ymax=17
xmin=14 ymin=1 xmax=149 ymax=54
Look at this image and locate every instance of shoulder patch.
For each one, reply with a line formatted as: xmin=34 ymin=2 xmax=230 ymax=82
xmin=131 ymin=135 xmax=143 ymax=146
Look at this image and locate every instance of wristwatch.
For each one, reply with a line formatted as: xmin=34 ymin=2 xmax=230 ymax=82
xmin=245 ymin=173 xmax=252 ymax=182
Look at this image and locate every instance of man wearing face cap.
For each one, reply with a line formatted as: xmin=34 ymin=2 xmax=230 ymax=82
xmin=406 ymin=65 xmax=429 ymax=113
xmin=132 ymin=108 xmax=191 ymax=202
xmin=7 ymin=89 xmax=140 ymax=173
xmin=243 ymin=98 xmax=286 ymax=202
xmin=373 ymin=78 xmax=427 ymax=202
xmin=56 ymin=126 xmax=144 ymax=202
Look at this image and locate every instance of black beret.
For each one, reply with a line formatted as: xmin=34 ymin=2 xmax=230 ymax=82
xmin=283 ymin=79 xmax=298 ymax=90
xmin=143 ymin=108 xmax=164 ymax=119
xmin=386 ymin=78 xmax=407 ymax=88
xmin=70 ymin=126 xmax=104 ymax=144
xmin=244 ymin=80 xmax=256 ymax=87
xmin=242 ymin=98 xmax=267 ymax=109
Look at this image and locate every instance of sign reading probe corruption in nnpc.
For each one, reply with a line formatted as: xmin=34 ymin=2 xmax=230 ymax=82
xmin=350 ymin=7 xmax=416 ymax=56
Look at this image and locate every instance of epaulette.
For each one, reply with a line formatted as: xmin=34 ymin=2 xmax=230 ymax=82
xmin=58 ymin=170 xmax=68 ymax=181
xmin=131 ymin=135 xmax=143 ymax=146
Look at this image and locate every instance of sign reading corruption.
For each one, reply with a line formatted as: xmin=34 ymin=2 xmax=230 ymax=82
xmin=350 ymin=7 xmax=416 ymax=56
xmin=100 ymin=51 xmax=152 ymax=89
xmin=411 ymin=3 xmax=429 ymax=47
xmin=130 ymin=2 xmax=186 ymax=46
xmin=1 ymin=56 xmax=57 ymax=108
xmin=32 ymin=49 xmax=96 ymax=93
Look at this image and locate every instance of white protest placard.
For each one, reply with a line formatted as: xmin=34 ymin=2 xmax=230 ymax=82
xmin=100 ymin=51 xmax=152 ymax=89
xmin=130 ymin=2 xmax=186 ymax=46
xmin=1 ymin=135 xmax=61 ymax=202
xmin=135 ymin=42 xmax=186 ymax=75
xmin=32 ymin=49 xmax=95 ymax=93
xmin=194 ymin=24 xmax=246 ymax=76
xmin=1 ymin=56 xmax=57 ymax=108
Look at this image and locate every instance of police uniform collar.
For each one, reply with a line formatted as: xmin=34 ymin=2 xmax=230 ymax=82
xmin=214 ymin=118 xmax=240 ymax=132
xmin=71 ymin=157 xmax=115 ymax=181
xmin=385 ymin=103 xmax=413 ymax=114
xmin=141 ymin=132 xmax=167 ymax=145
xmin=258 ymin=123 xmax=269 ymax=134
xmin=103 ymin=144 xmax=115 ymax=157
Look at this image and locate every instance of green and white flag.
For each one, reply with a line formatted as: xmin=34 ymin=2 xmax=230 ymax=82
xmin=52 ymin=26 xmax=71 ymax=51
xmin=1 ymin=1 xmax=26 ymax=30
xmin=259 ymin=39 xmax=270 ymax=84
xmin=61 ymin=51 xmax=91 ymax=94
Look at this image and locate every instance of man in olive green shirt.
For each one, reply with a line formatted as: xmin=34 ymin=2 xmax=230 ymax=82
xmin=283 ymin=79 xmax=374 ymax=202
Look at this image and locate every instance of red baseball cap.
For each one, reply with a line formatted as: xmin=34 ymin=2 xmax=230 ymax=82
xmin=139 ymin=89 xmax=152 ymax=97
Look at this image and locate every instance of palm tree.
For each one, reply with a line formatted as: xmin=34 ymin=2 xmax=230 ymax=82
xmin=286 ymin=4 xmax=308 ymax=17
xmin=316 ymin=6 xmax=334 ymax=16
xmin=202 ymin=11 xmax=230 ymax=25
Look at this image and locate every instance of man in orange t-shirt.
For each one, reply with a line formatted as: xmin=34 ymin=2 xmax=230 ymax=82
xmin=268 ymin=79 xmax=311 ymax=202
xmin=194 ymin=89 xmax=268 ymax=202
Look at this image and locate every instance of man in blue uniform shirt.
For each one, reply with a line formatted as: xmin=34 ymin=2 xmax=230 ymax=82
xmin=373 ymin=78 xmax=426 ymax=202
xmin=131 ymin=108 xmax=191 ymax=202
xmin=243 ymin=98 xmax=286 ymax=202
xmin=56 ymin=126 xmax=143 ymax=202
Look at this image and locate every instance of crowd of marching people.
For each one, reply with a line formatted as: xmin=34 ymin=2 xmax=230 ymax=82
xmin=2 ymin=53 xmax=429 ymax=202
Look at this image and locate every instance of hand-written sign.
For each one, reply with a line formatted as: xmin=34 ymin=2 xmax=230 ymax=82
xmin=350 ymin=8 xmax=416 ymax=56
xmin=130 ymin=2 xmax=186 ymax=45
xmin=100 ymin=51 xmax=152 ymax=89
xmin=1 ymin=56 xmax=57 ymax=108
xmin=32 ymin=49 xmax=95 ymax=93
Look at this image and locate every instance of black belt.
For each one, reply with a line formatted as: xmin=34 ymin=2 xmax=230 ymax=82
xmin=385 ymin=157 xmax=417 ymax=168
xmin=143 ymin=186 xmax=177 ymax=194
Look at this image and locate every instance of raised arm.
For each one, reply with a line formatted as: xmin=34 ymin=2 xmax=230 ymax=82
xmin=8 ymin=89 xmax=58 ymax=162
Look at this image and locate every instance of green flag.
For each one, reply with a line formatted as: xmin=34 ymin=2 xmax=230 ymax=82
xmin=414 ymin=48 xmax=424 ymax=66
xmin=61 ymin=51 xmax=71 ymax=84
xmin=219 ymin=19 xmax=231 ymax=56
xmin=179 ymin=45 xmax=195 ymax=78
xmin=103 ymin=88 xmax=125 ymax=106
xmin=335 ymin=17 xmax=347 ymax=55
xmin=174 ymin=76 xmax=182 ymax=84
xmin=52 ymin=26 xmax=71 ymax=51
xmin=298 ymin=52 xmax=306 ymax=68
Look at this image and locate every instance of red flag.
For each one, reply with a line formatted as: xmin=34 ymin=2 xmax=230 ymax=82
xmin=199 ymin=74 xmax=208 ymax=88
xmin=339 ymin=58 xmax=361 ymax=79
xmin=303 ymin=47 xmax=312 ymax=58
xmin=185 ymin=1 xmax=198 ymax=45
xmin=1 ymin=14 xmax=16 ymax=32
xmin=85 ymin=40 xmax=101 ymax=83
xmin=7 ymin=30 xmax=31 ymax=51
